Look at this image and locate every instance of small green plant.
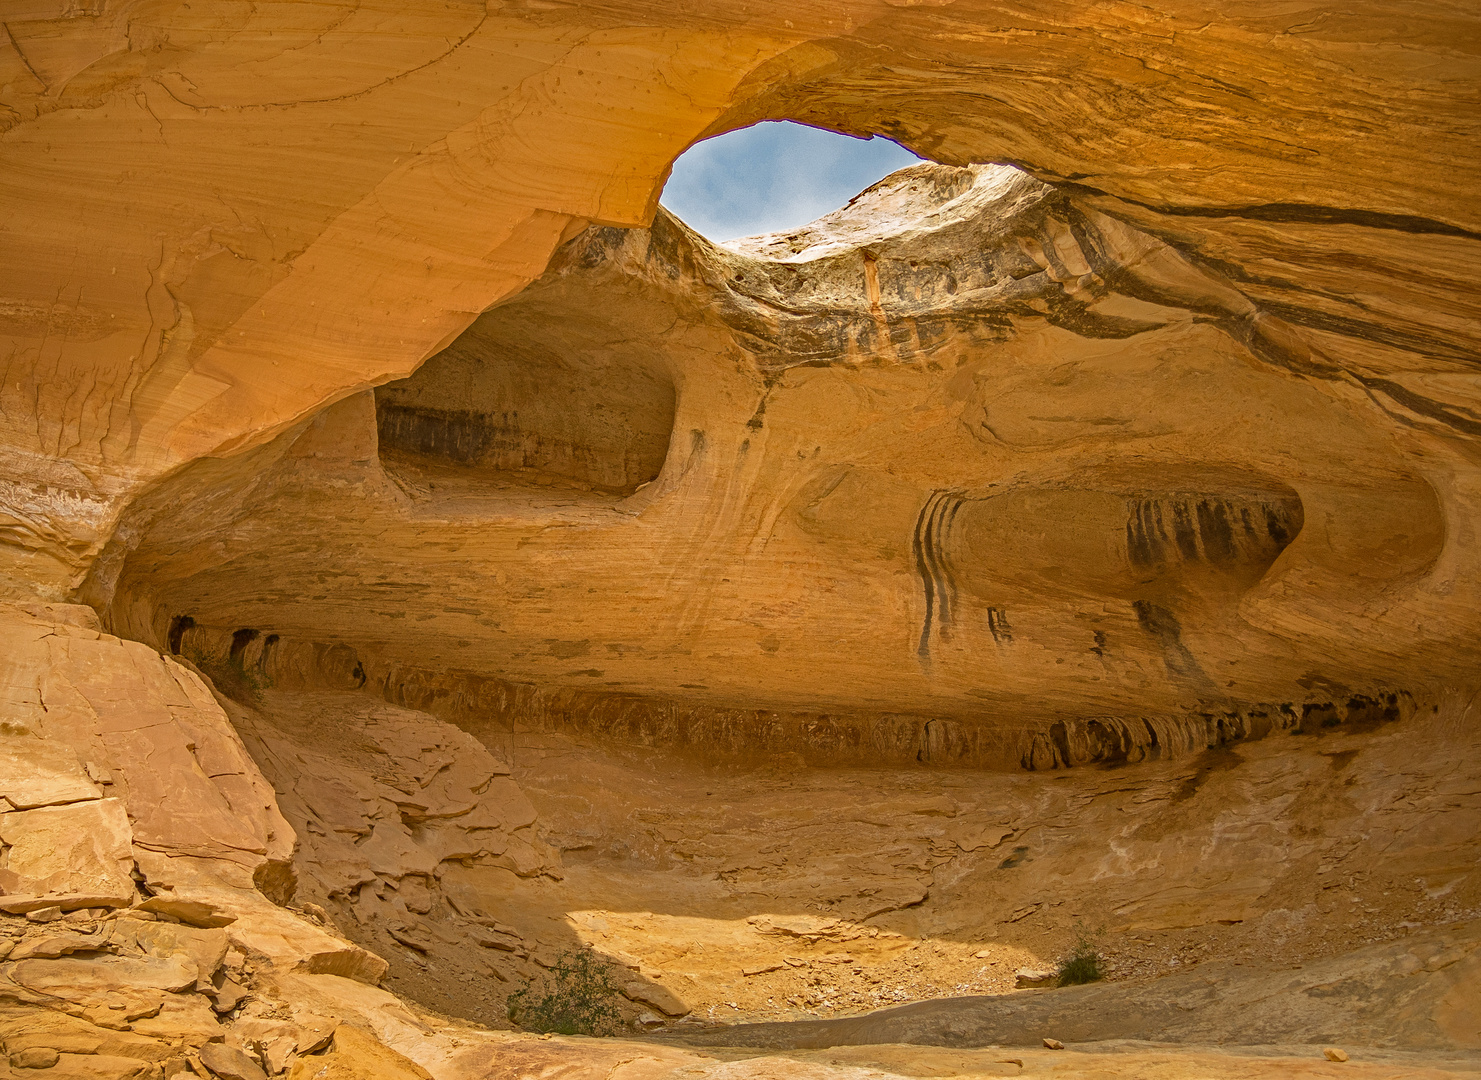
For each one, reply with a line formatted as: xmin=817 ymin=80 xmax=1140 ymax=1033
xmin=1056 ymin=923 xmax=1105 ymax=987
xmin=506 ymin=948 xmax=623 ymax=1036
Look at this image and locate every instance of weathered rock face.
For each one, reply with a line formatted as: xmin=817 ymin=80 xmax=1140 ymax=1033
xmin=98 ymin=164 xmax=1476 ymax=768
xmin=0 ymin=603 xmax=400 ymax=1077
xmin=0 ymin=602 xmax=293 ymax=904
xmin=225 ymin=690 xmax=562 ymax=1029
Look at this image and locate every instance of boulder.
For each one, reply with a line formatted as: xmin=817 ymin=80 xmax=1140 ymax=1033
xmin=742 ymin=963 xmax=787 ymax=976
xmin=138 ymin=896 xmax=238 ymax=928
xmin=0 ymin=1009 xmax=172 ymax=1061
xmin=621 ymin=980 xmax=689 ymax=1018
xmin=10 ymin=954 xmax=199 ymax=1000
xmin=113 ymin=920 xmax=229 ymax=989
xmin=43 ymin=1054 xmax=161 ymax=1079
xmin=197 ymin=1043 xmax=268 ymax=1080
xmin=10 ymin=929 xmax=112 ymax=960
xmin=262 ymin=1036 xmax=298 ymax=1075
xmin=10 ymin=1048 xmax=61 ymax=1069
xmin=208 ymin=976 xmax=250 ymax=1014
xmin=127 ymin=993 xmax=223 ymax=1046
xmin=292 ymin=1015 xmax=339 ymax=1055
xmin=285 ymin=1025 xmax=432 ymax=1080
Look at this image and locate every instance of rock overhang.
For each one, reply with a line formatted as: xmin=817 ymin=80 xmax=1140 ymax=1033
xmin=88 ymin=162 xmax=1472 ymax=771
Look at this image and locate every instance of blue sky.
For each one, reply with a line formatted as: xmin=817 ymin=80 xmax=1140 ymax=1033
xmin=659 ymin=121 xmax=923 ymax=242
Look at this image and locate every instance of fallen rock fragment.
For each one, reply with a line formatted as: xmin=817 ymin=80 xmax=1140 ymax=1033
xmin=286 ymin=1025 xmax=432 ymax=1080
xmin=387 ymin=926 xmax=432 ymax=954
xmin=11 ymin=954 xmax=199 ymax=999
xmin=1324 ymin=1047 xmax=1350 ymax=1062
xmin=1015 ymin=968 xmax=1056 ymax=988
xmin=622 ymin=980 xmax=690 ymax=1017
xmin=198 ymin=1041 xmax=269 ymax=1080
xmin=11 ymin=928 xmax=112 ymax=960
xmin=207 ymin=975 xmax=250 ymax=1014
xmin=115 ymin=920 xmax=229 ymax=990
xmin=1043 ymin=1037 xmax=1065 ymax=1050
xmin=292 ymin=1015 xmax=339 ymax=1054
xmin=0 ymin=1009 xmax=172 ymax=1063
xmin=748 ymin=915 xmax=846 ymax=941
xmin=66 ymin=1052 xmax=166 ymax=1077
xmin=82 ymin=998 xmax=162 ymax=1030
xmin=261 ymin=1035 xmax=299 ymax=1075
xmin=128 ymin=993 xmax=223 ymax=1045
xmin=139 ymin=896 xmax=239 ymax=928
xmin=10 ymin=1047 xmax=61 ymax=1069
xmin=471 ymin=921 xmax=525 ymax=954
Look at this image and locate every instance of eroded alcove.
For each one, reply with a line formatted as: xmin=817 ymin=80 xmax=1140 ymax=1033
xmin=374 ymin=301 xmax=678 ymax=498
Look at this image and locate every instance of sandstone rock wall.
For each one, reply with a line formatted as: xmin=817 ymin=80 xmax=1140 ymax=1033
xmin=0 ymin=603 xmax=292 ymax=906
xmin=94 ymin=165 xmax=1479 ymax=768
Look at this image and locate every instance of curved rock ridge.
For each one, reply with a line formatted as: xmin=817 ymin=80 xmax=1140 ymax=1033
xmin=726 ymin=162 xmax=1023 ymax=260
xmin=95 ymin=163 xmax=1472 ymax=768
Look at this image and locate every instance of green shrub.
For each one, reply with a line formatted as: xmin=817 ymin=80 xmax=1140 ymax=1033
xmin=1056 ymin=925 xmax=1104 ymax=987
xmin=507 ymin=948 xmax=623 ymax=1036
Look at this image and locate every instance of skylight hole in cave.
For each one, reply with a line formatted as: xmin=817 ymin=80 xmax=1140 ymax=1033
xmin=659 ymin=120 xmax=924 ymax=243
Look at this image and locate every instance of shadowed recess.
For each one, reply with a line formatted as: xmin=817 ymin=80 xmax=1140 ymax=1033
xmin=374 ymin=299 xmax=677 ymax=498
